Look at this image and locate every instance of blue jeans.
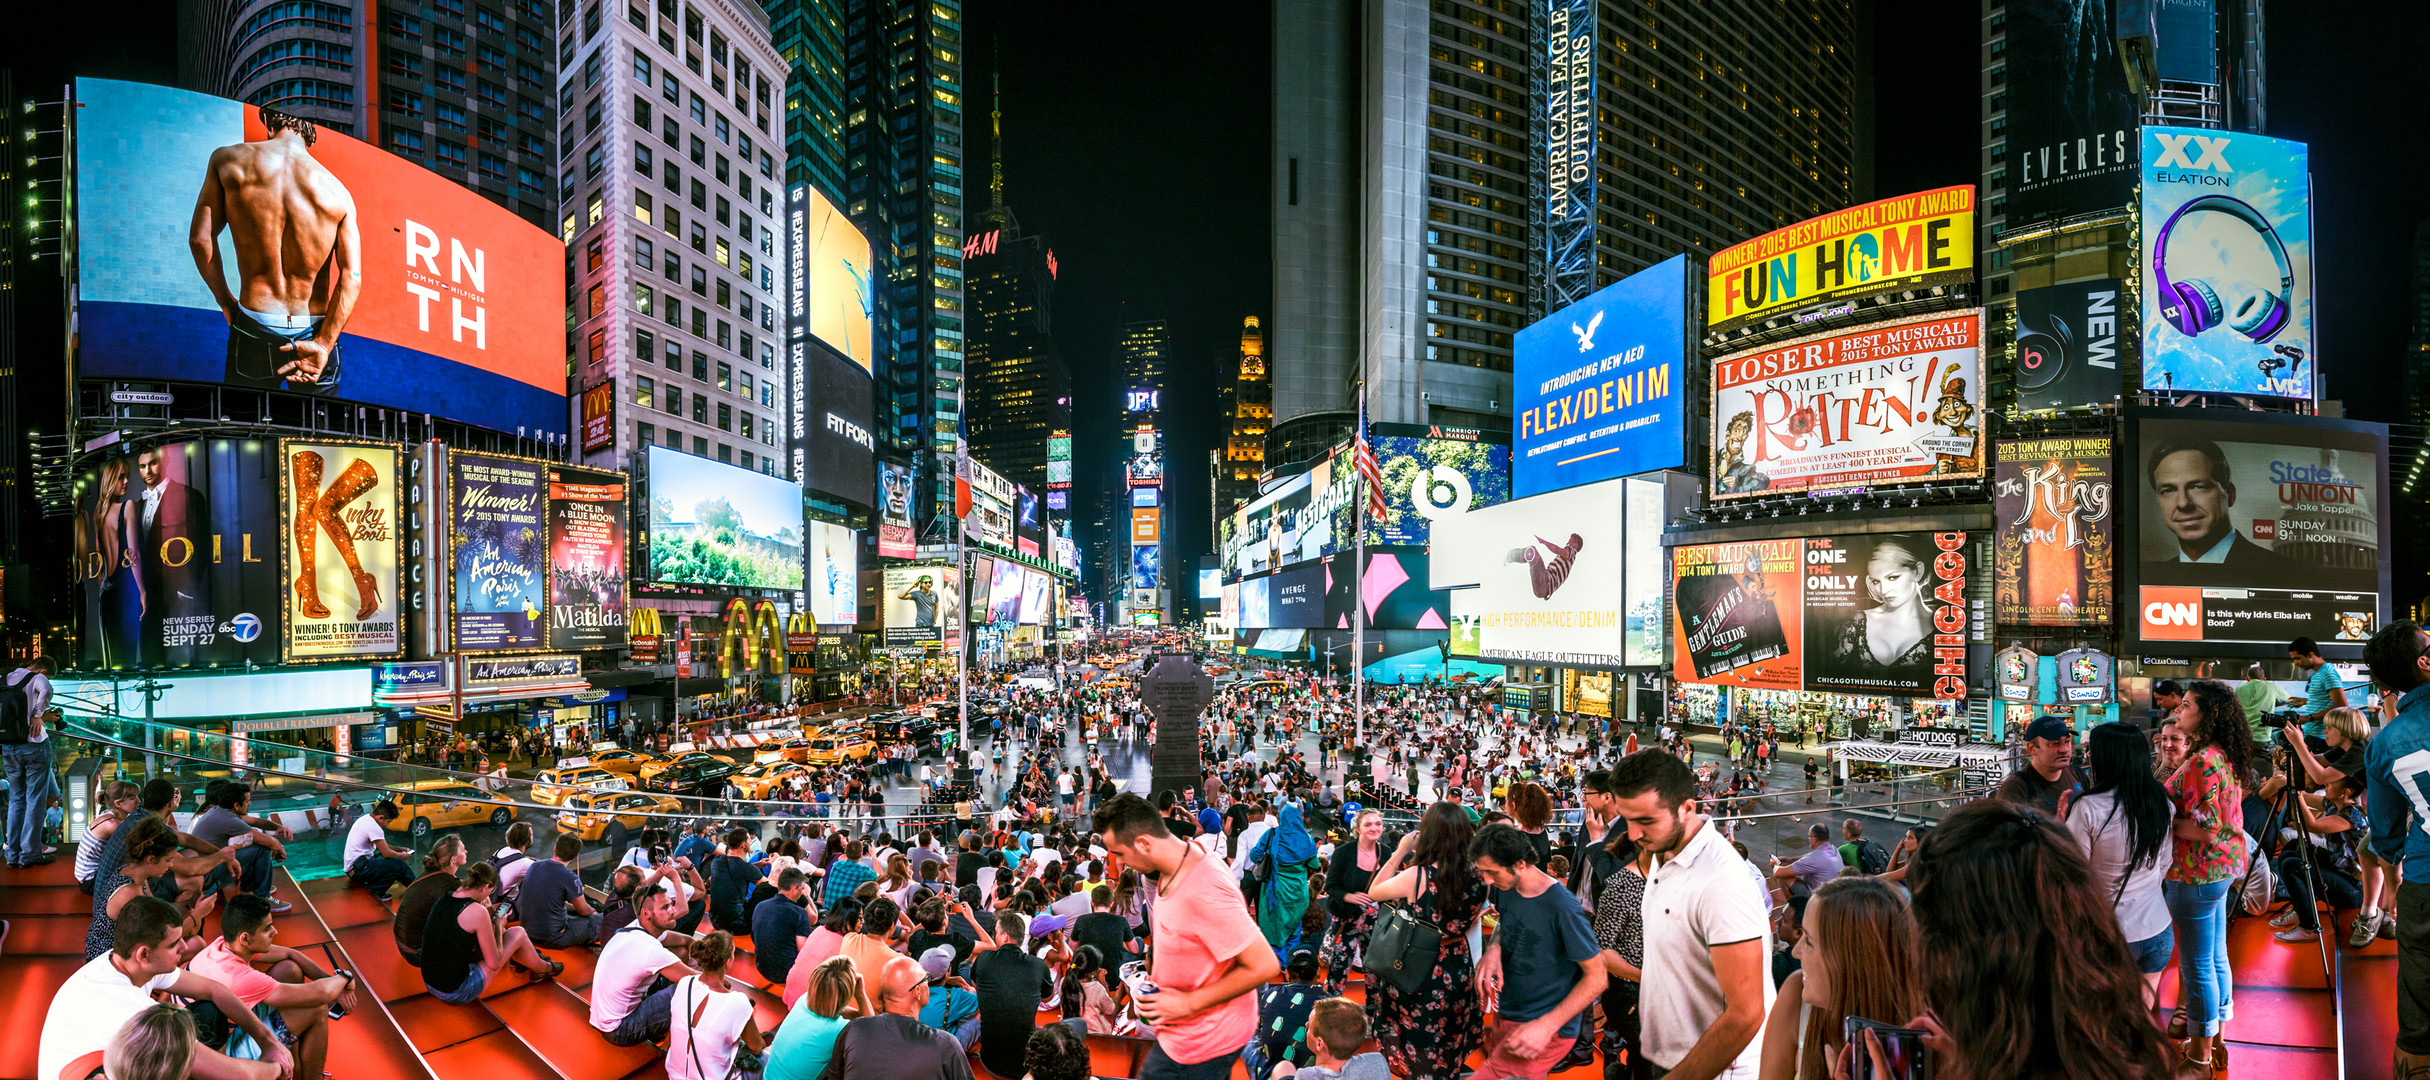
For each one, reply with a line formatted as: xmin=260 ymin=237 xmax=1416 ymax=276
xmin=1141 ymin=1046 xmax=1240 ymax=1080
xmin=3 ymin=740 xmax=56 ymax=862
xmin=2165 ymin=878 xmax=2233 ymax=1036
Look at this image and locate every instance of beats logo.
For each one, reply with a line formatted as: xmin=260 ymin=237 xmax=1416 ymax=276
xmin=2139 ymin=587 xmax=2203 ymax=641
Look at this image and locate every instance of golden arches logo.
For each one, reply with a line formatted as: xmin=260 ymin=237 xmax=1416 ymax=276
xmin=630 ymin=606 xmax=663 ymax=639
xmin=716 ymin=597 xmax=752 ymax=679
xmin=753 ymin=600 xmax=785 ymax=674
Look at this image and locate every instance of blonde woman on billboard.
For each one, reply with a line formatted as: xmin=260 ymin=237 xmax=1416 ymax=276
xmin=1826 ymin=536 xmax=1934 ymax=676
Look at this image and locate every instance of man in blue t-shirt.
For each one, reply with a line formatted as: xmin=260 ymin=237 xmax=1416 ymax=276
xmin=752 ymin=868 xmax=814 ymax=986
xmin=2363 ymin=622 xmax=2430 ymax=1078
xmin=2291 ymin=636 xmax=2348 ymax=740
xmin=516 ymin=835 xmax=600 ymax=947
xmin=1469 ymin=823 xmax=1605 ymax=1079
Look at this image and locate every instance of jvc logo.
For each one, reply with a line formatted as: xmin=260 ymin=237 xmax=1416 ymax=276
xmin=2152 ymin=133 xmax=2232 ymax=173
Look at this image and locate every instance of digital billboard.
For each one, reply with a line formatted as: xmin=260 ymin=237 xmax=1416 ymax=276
xmin=1623 ymin=477 xmax=1665 ymax=665
xmin=281 ymin=440 xmax=402 ymax=661
xmin=1706 ymin=186 xmax=1976 ymax=334
xmin=1671 ymin=540 xmax=1803 ymax=690
xmin=807 ymin=344 xmax=877 ymax=505
xmin=1430 ymin=480 xmax=1629 ymax=667
xmin=1197 ymin=568 xmax=1222 ymax=600
xmin=1993 ymin=435 xmax=2114 ymax=626
xmin=988 ymin=557 xmax=1024 ymax=625
xmin=579 ymin=383 xmax=615 ymax=452
xmin=1268 ymin=562 xmax=1328 ymax=628
xmin=1018 ymin=568 xmax=1051 ymax=626
xmin=877 ymin=460 xmax=916 ymax=558
xmin=969 ymin=554 xmax=997 ymax=624
xmin=1321 ymin=550 xmax=1452 ymax=632
xmin=793 ymin=185 xmax=873 ymax=371
xmin=881 ymin=566 xmax=956 ymax=646
xmin=1542 ymin=0 xmax=1598 ymax=308
xmin=1514 ymin=255 xmax=1688 ymax=495
xmin=72 ymin=80 xmax=565 ymax=436
xmin=645 ymin=446 xmax=804 ymax=590
xmin=2131 ymin=411 xmax=2386 ymax=652
xmin=546 ymin=466 xmax=628 ymax=650
xmin=448 ymin=451 xmax=547 ymax=652
xmin=1800 ymin=533 xmax=1970 ymax=697
xmin=1237 ymin=575 xmax=1271 ymax=630
xmin=2014 ymin=280 xmax=2125 ymax=412
xmin=1132 ymin=544 xmax=1162 ymax=591
xmin=2140 ymin=128 xmax=2315 ymax=399
xmin=808 ymin=521 xmax=858 ymax=625
xmin=1132 ymin=487 xmax=1161 ymax=508
xmin=1132 ymin=507 xmax=1161 ymax=545
xmin=1710 ymin=312 xmax=1984 ymax=499
xmin=1015 ymin=490 xmax=1043 ymax=557
xmin=75 ymin=438 xmax=285 ymax=669
xmin=1047 ymin=431 xmax=1073 ymax=487
xmin=2002 ymin=0 xmax=2139 ymax=224
xmin=1361 ymin=426 xmax=1513 ymax=546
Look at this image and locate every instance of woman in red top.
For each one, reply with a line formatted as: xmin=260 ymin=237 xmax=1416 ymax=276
xmin=2160 ymin=680 xmax=2261 ymax=1076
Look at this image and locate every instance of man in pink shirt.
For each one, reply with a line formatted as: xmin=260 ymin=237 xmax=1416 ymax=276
xmin=186 ymin=894 xmax=358 ymax=1080
xmin=1094 ymin=792 xmax=1281 ymax=1080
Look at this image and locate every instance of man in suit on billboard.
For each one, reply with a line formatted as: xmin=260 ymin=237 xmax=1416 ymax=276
xmin=2147 ymin=438 xmax=2291 ymax=573
xmin=136 ymin=445 xmax=210 ymax=652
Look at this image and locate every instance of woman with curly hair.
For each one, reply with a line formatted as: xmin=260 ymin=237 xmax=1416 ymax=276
xmin=1364 ymin=802 xmax=1486 ymax=1080
xmin=2159 ymin=679 xmax=2260 ymax=1072
xmin=1898 ymin=799 xmax=2175 ymax=1080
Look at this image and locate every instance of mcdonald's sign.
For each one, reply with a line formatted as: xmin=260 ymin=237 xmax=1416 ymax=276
xmin=628 ymin=607 xmax=663 ymax=664
xmin=752 ymin=600 xmax=786 ymax=674
xmin=717 ymin=598 xmax=752 ymax=678
xmin=786 ymin=612 xmax=817 ymax=675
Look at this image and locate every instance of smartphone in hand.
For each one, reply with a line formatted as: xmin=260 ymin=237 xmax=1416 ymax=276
xmin=1842 ymin=1017 xmax=1929 ymax=1080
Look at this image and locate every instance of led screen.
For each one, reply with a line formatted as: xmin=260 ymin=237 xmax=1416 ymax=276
xmin=75 ymin=438 xmax=285 ymax=669
xmin=1514 ymin=255 xmax=1688 ymax=495
xmin=794 ymin=184 xmax=873 ymax=370
xmin=645 ymin=446 xmax=804 ymax=590
xmin=808 ymin=521 xmax=858 ymax=624
xmin=449 ymin=451 xmax=547 ymax=651
xmin=2140 ymin=129 xmax=2315 ymax=399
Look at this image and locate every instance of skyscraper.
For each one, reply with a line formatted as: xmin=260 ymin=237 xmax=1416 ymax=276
xmin=557 ymin=0 xmax=791 ymax=480
xmin=176 ymin=0 xmax=564 ymax=229
xmin=1269 ymin=0 xmax=1862 ymax=472
xmin=1219 ymin=316 xmax=1268 ymax=514
xmin=960 ymin=67 xmax=1068 ymax=492
xmin=1119 ymin=318 xmax=1171 ymax=414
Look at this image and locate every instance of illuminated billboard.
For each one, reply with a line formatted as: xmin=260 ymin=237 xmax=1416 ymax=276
xmin=72 ymin=80 xmax=565 ymax=436
xmin=281 ymin=440 xmax=403 ymax=662
xmin=808 ymin=521 xmax=858 ymax=625
xmin=1132 ymin=507 xmax=1161 ymax=544
xmin=2140 ymin=128 xmax=2315 ymax=399
xmin=988 ymin=557 xmax=1024 ymax=624
xmin=1132 ymin=544 xmax=1162 ymax=590
xmin=1710 ymin=312 xmax=1984 ymax=499
xmin=2002 ymin=0 xmax=2138 ymax=223
xmin=1514 ymin=255 xmax=1688 ymax=495
xmin=877 ymin=460 xmax=916 ymax=558
xmin=1671 ymin=532 xmax=1973 ymax=698
xmin=1706 ymin=186 xmax=1976 ymax=334
xmin=579 ymin=383 xmax=615 ymax=452
xmin=546 ymin=466 xmax=628 ymax=650
xmin=645 ymin=446 xmax=804 ymax=590
xmin=1198 ymin=568 xmax=1222 ymax=600
xmin=1542 ymin=0 xmax=1597 ymax=309
xmin=75 ymin=438 xmax=286 ymax=670
xmin=881 ymin=565 xmax=957 ymax=646
xmin=1993 ymin=435 xmax=2114 ymax=627
xmin=1126 ymin=389 xmax=1160 ymax=412
xmin=2013 ymin=280 xmax=2124 ymax=412
xmin=807 ymin=343 xmax=877 ymax=505
xmin=792 ymin=184 xmax=874 ymax=371
xmin=1431 ymin=480 xmax=1631 ymax=667
xmin=449 ymin=451 xmax=547 ymax=652
xmin=1019 ymin=568 xmax=1051 ymax=626
xmin=1047 ymin=431 xmax=1073 ymax=487
xmin=2131 ymin=410 xmax=2386 ymax=652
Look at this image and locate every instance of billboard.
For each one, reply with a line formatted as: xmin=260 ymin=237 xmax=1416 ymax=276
xmin=1132 ymin=507 xmax=1161 ymax=544
xmin=2001 ymin=0 xmax=2139 ymax=223
xmin=1671 ymin=540 xmax=1803 ymax=690
xmin=1993 ymin=435 xmax=2114 ymax=626
xmin=807 ymin=344 xmax=877 ymax=505
xmin=1015 ymin=490 xmax=1043 ymax=557
xmin=1430 ymin=480 xmax=1628 ymax=667
xmin=1710 ymin=312 xmax=1984 ymax=499
xmin=580 ymin=383 xmax=615 ymax=453
xmin=1321 ymin=549 xmax=1452 ymax=632
xmin=968 ymin=554 xmax=996 ymax=623
xmin=793 ymin=185 xmax=874 ymax=371
xmin=1019 ymin=568 xmax=1051 ymax=626
xmin=1706 ymin=186 xmax=1976 ymax=334
xmin=808 ymin=521 xmax=858 ymax=624
xmin=1132 ymin=544 xmax=1162 ymax=591
xmin=281 ymin=440 xmax=402 ymax=661
xmin=1047 ymin=431 xmax=1073 ymax=487
xmin=1237 ymin=576 xmax=1271 ymax=630
xmin=72 ymin=80 xmax=564 ymax=436
xmin=2132 ymin=411 xmax=2386 ymax=651
xmin=2140 ymin=129 xmax=2315 ymax=399
xmin=1514 ymin=255 xmax=1688 ymax=495
xmin=881 ymin=565 xmax=956 ymax=645
xmin=1365 ymin=426 xmax=1513 ymax=547
xmin=75 ymin=438 xmax=285 ymax=669
xmin=1132 ymin=487 xmax=1161 ymax=508
xmin=645 ymin=446 xmax=804 ymax=590
xmin=1542 ymin=0 xmax=1597 ymax=308
xmin=1623 ymin=476 xmax=1666 ymax=665
xmin=1800 ymin=534 xmax=1970 ymax=698
xmin=987 ymin=557 xmax=1025 ymax=624
xmin=448 ymin=451 xmax=547 ymax=651
xmin=2014 ymin=279 xmax=2125 ymax=412
xmin=1268 ymin=562 xmax=1328 ymax=628
xmin=1197 ymin=568 xmax=1222 ymax=600
xmin=877 ymin=460 xmax=917 ymax=558
xmin=546 ymin=466 xmax=628 ymax=650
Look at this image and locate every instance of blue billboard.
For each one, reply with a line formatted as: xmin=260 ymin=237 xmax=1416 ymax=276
xmin=2140 ymin=128 xmax=2314 ymax=400
xmin=1512 ymin=254 xmax=1689 ymax=497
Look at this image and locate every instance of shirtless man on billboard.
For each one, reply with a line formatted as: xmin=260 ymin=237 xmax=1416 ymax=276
xmin=187 ymin=107 xmax=360 ymax=394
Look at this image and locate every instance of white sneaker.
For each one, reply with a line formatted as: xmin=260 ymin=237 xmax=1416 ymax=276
xmin=2349 ymin=909 xmax=2384 ymax=949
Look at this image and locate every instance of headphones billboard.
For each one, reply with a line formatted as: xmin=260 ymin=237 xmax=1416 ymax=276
xmin=2152 ymin=195 xmax=2293 ymax=342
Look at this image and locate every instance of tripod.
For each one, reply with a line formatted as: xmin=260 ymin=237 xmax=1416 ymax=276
xmin=2255 ymin=752 xmax=2338 ymax=1007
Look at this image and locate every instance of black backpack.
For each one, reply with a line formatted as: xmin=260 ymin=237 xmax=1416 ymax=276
xmin=0 ymin=671 xmax=35 ymax=745
xmin=1855 ymin=839 xmax=1891 ymax=875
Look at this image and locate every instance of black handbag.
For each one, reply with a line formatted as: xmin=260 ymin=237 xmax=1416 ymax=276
xmin=1364 ymin=871 xmax=1445 ymax=995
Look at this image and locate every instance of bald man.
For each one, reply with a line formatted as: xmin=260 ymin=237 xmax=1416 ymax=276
xmin=822 ymin=955 xmax=971 ymax=1080
xmin=189 ymin=107 xmax=359 ymax=395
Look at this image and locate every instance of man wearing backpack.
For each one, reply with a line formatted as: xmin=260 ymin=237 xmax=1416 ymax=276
xmin=1836 ymin=819 xmax=1890 ymax=877
xmin=3 ymin=656 xmax=58 ymax=868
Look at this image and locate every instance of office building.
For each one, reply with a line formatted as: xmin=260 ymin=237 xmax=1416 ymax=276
xmin=558 ymin=0 xmax=790 ymax=479
xmin=176 ymin=0 xmax=563 ymax=229
xmin=1219 ymin=315 xmax=1268 ymax=514
xmin=1119 ymin=317 xmax=1171 ymax=416
xmin=960 ymin=72 xmax=1069 ymax=492
xmin=770 ymin=0 xmax=845 ymax=199
xmin=1269 ymin=0 xmax=1862 ymax=472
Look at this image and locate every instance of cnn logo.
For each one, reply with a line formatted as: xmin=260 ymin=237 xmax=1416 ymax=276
xmin=2140 ymin=588 xmax=2203 ymax=641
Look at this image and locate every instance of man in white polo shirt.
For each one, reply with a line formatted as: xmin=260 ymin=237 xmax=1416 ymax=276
xmin=1606 ymin=749 xmax=1771 ymax=1080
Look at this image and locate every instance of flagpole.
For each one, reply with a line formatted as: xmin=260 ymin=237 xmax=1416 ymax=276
xmin=1354 ymin=400 xmax=1366 ymax=749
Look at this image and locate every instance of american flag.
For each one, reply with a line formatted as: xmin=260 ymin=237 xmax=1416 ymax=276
xmin=1354 ymin=405 xmax=1387 ymax=520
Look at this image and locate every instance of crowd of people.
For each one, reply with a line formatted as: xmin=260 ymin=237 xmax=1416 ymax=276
xmin=22 ymin=623 xmax=2430 ymax=1080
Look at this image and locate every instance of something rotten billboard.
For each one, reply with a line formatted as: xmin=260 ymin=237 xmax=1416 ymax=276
xmin=547 ymin=466 xmax=628 ymax=649
xmin=2140 ymin=128 xmax=2315 ymax=400
xmin=1710 ymin=312 xmax=1984 ymax=499
xmin=449 ymin=451 xmax=546 ymax=651
xmin=1993 ymin=435 xmax=2114 ymax=627
xmin=72 ymin=79 xmax=565 ymax=435
xmin=76 ymin=438 xmax=286 ymax=669
xmin=281 ymin=440 xmax=402 ymax=661
xmin=1705 ymin=187 xmax=1975 ymax=335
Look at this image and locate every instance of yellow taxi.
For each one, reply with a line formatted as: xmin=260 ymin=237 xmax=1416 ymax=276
xmin=383 ymin=779 xmax=517 ymax=837
xmin=804 ymin=733 xmax=874 ymax=765
xmin=586 ymin=748 xmax=659 ymax=774
xmin=774 ymin=737 xmax=822 ymax=763
xmin=728 ymin=760 xmax=811 ymax=800
xmin=753 ymin=739 xmax=802 ymax=765
xmin=1100 ymin=678 xmax=1130 ymax=690
xmin=555 ymin=791 xmax=685 ymax=842
xmin=531 ymin=767 xmax=630 ymax=807
xmin=638 ymin=750 xmax=720 ymax=783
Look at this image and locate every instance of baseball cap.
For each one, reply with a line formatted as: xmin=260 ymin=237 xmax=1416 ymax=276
xmin=918 ymin=945 xmax=956 ymax=981
xmin=1028 ymin=913 xmax=1072 ymax=938
xmin=2022 ymin=715 xmax=2075 ymax=743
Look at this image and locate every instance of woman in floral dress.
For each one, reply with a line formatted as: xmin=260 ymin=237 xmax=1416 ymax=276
xmin=1365 ymin=802 xmax=1487 ymax=1080
xmin=2160 ymin=680 xmax=2260 ymax=1075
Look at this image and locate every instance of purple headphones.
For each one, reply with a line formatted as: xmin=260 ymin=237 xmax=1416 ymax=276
xmin=2152 ymin=194 xmax=2292 ymax=343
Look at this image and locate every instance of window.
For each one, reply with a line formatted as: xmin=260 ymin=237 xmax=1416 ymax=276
xmin=634 ymin=236 xmax=654 ymax=268
xmin=717 ymin=443 xmax=730 ymax=464
xmin=389 ymin=129 xmax=424 ymax=155
xmin=479 ymin=153 xmax=507 ymax=181
xmin=582 ymin=49 xmax=604 ymax=88
xmin=583 ymin=95 xmax=603 ymax=133
xmin=689 ymin=434 xmax=703 ymax=455
xmin=433 ymin=101 xmax=465 ymax=132
xmin=637 ymin=328 xmax=655 ymax=360
xmin=663 ymin=116 xmax=680 ymax=145
xmin=476 ymin=5 xmax=508 ymax=32
xmin=662 ymin=74 xmax=680 ymax=104
xmin=586 ymin=236 xmax=604 ymax=272
xmin=629 ymin=2 xmax=645 ymax=27
xmin=690 ymin=93 xmax=707 ymax=124
xmin=663 ymin=159 xmax=680 ymax=193
xmin=664 ymin=250 xmax=680 ymax=280
xmin=633 ymin=97 xmax=652 ymax=128
xmin=520 ymin=95 xmax=548 ymax=123
xmin=715 ymin=279 xmax=730 ymax=308
xmin=388 ymin=52 xmax=423 ymax=79
xmin=634 ymin=51 xmax=653 ymax=84
xmin=714 ymin=319 xmax=730 ymax=349
xmin=692 ymin=352 xmax=709 ymax=381
xmin=737 ymin=370 xmax=752 ymax=395
xmin=737 ymin=294 xmax=750 ymax=320
xmin=692 ymin=308 xmax=708 ymax=337
xmin=737 ymin=410 xmax=752 ymax=435
xmin=663 ymin=295 xmax=681 ymax=326
xmin=633 ymin=143 xmax=653 ymax=173
xmin=763 ymin=419 xmax=775 ymax=445
xmin=760 ymin=383 xmax=773 ymax=408
xmin=691 ymin=266 xmax=708 ymax=296
xmin=633 ymin=189 xmax=652 ymax=224
xmin=692 ymin=395 xmax=708 ymax=424
xmin=717 ymin=403 xmax=731 ymax=430
xmin=684 ymin=8 xmax=702 ymax=41
xmin=714 ymin=155 xmax=729 ymax=183
xmin=739 ymin=450 xmax=752 ymax=470
xmin=521 ymin=167 xmax=547 ymax=195
xmin=638 ymin=421 xmax=654 ymax=447
xmin=388 ymin=12 xmax=422 ymax=40
xmin=582 ymin=2 xmax=601 ymax=37
xmin=714 ymin=114 xmax=729 ymax=144
xmin=587 ymin=191 xmax=604 ymax=225
xmin=635 ymin=376 xmax=655 ymax=408
xmin=714 ymin=196 xmax=729 ymax=226
xmin=434 ymin=26 xmax=466 ymax=56
xmin=587 ymin=282 xmax=605 ymax=318
xmin=690 ymin=223 xmax=707 ymax=253
xmin=690 ymin=136 xmax=706 ymax=165
xmin=709 ymin=29 xmax=727 ymax=65
xmin=665 ymin=385 xmax=682 ymax=414
xmin=666 ymin=339 xmax=683 ymax=370
xmin=437 ymin=141 xmax=468 ymax=169
xmin=737 ymin=251 xmax=752 ymax=278
xmin=583 ymin=142 xmax=604 ymax=180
